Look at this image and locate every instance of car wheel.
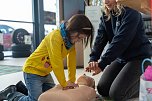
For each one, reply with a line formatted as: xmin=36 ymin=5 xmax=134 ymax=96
xmin=11 ymin=44 xmax=31 ymax=51
xmin=0 ymin=45 xmax=4 ymax=52
xmin=12 ymin=51 xmax=31 ymax=58
xmin=12 ymin=28 xmax=30 ymax=44
xmin=0 ymin=52 xmax=4 ymax=60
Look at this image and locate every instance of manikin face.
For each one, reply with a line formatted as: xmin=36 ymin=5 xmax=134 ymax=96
xmin=103 ymin=0 xmax=117 ymax=11
xmin=69 ymin=32 xmax=87 ymax=44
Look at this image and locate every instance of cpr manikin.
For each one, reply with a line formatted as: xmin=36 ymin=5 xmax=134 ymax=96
xmin=38 ymin=74 xmax=97 ymax=101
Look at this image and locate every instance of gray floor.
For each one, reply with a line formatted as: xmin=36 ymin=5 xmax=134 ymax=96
xmin=0 ymin=57 xmax=139 ymax=101
xmin=0 ymin=65 xmax=22 ymax=76
xmin=0 ymin=57 xmax=102 ymax=91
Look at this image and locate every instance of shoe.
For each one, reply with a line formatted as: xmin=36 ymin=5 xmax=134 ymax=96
xmin=7 ymin=92 xmax=24 ymax=101
xmin=16 ymin=81 xmax=28 ymax=95
xmin=0 ymin=85 xmax=16 ymax=101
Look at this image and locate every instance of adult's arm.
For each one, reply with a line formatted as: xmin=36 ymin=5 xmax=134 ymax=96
xmin=89 ymin=16 xmax=108 ymax=62
xmin=99 ymin=8 xmax=141 ymax=70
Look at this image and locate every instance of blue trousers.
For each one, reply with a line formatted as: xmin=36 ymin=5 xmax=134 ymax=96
xmin=17 ymin=72 xmax=55 ymax=101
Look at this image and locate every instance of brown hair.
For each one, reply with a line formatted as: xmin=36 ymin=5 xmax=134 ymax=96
xmin=66 ymin=14 xmax=94 ymax=48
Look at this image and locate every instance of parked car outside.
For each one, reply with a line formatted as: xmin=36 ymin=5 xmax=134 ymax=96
xmin=0 ymin=25 xmax=14 ymax=51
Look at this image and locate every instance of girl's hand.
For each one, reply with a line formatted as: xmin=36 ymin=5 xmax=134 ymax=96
xmin=67 ymin=81 xmax=79 ymax=87
xmin=62 ymin=86 xmax=75 ymax=90
xmin=62 ymin=81 xmax=79 ymax=90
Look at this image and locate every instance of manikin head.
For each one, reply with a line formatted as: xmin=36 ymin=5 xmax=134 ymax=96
xmin=76 ymin=74 xmax=95 ymax=89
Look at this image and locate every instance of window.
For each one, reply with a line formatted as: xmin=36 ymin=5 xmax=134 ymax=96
xmin=0 ymin=0 xmax=33 ymax=56
xmin=43 ymin=0 xmax=57 ymax=35
xmin=0 ymin=0 xmax=32 ymax=22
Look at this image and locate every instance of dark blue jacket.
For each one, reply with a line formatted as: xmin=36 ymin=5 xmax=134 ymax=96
xmin=90 ymin=7 xmax=152 ymax=70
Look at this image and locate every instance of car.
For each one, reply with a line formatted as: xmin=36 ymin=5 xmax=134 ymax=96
xmin=0 ymin=25 xmax=14 ymax=34
xmin=0 ymin=25 xmax=15 ymax=51
xmin=0 ymin=24 xmax=33 ymax=51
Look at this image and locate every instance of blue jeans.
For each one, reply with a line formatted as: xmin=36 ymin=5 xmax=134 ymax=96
xmin=18 ymin=72 xmax=55 ymax=101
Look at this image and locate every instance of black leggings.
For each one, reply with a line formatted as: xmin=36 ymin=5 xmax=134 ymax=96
xmin=97 ymin=59 xmax=150 ymax=101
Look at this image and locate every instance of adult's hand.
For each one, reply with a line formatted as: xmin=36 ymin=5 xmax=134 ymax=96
xmin=85 ymin=61 xmax=102 ymax=76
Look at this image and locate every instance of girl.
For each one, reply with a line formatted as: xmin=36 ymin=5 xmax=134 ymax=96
xmin=0 ymin=14 xmax=94 ymax=101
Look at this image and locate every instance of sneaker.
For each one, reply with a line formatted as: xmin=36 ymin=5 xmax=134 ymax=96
xmin=16 ymin=81 xmax=28 ymax=95
xmin=0 ymin=85 xmax=16 ymax=101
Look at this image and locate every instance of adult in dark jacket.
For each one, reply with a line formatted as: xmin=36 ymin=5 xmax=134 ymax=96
xmin=85 ymin=0 xmax=152 ymax=101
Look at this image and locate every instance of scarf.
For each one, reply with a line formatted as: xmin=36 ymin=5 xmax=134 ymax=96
xmin=60 ymin=23 xmax=73 ymax=50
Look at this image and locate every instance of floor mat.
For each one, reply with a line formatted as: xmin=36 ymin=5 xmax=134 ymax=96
xmin=0 ymin=65 xmax=22 ymax=76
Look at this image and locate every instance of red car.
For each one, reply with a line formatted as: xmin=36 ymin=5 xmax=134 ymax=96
xmin=0 ymin=25 xmax=14 ymax=51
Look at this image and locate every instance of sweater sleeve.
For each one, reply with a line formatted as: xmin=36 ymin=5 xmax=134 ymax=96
xmin=99 ymin=8 xmax=141 ymax=69
xmin=89 ymin=16 xmax=108 ymax=62
xmin=47 ymin=32 xmax=67 ymax=87
xmin=67 ymin=46 xmax=76 ymax=83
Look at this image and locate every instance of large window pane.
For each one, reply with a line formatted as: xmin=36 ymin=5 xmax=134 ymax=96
xmin=0 ymin=21 xmax=33 ymax=57
xmin=44 ymin=0 xmax=56 ymax=12
xmin=0 ymin=0 xmax=32 ymax=22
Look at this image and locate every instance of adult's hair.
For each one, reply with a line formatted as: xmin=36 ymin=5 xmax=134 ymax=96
xmin=66 ymin=14 xmax=94 ymax=48
xmin=103 ymin=3 xmax=124 ymax=20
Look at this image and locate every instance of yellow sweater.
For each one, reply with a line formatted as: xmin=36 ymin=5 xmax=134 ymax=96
xmin=23 ymin=29 xmax=76 ymax=87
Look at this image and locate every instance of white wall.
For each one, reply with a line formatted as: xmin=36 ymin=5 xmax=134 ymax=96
xmin=63 ymin=0 xmax=84 ymax=21
xmin=84 ymin=6 xmax=102 ymax=67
